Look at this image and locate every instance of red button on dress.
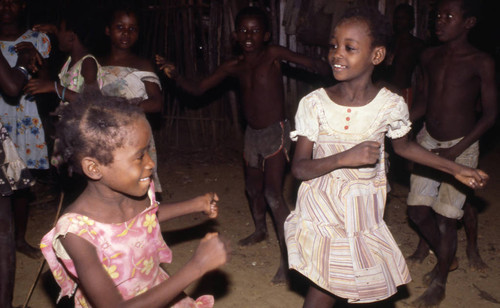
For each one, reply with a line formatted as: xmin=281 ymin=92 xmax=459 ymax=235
xmin=344 ymin=125 xmax=349 ymax=130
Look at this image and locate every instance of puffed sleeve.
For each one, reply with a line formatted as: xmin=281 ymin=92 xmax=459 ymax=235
xmin=290 ymin=92 xmax=320 ymax=143
xmin=386 ymin=94 xmax=412 ymax=139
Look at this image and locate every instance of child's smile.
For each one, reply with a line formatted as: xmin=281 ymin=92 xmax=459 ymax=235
xmin=100 ymin=117 xmax=154 ymax=197
xmin=329 ymin=19 xmax=376 ymax=81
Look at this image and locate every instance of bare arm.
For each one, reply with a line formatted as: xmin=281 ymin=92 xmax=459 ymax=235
xmin=0 ymin=48 xmax=34 ymax=96
xmin=157 ymin=192 xmax=218 ymax=223
xmin=138 ymin=80 xmax=162 ymax=113
xmin=391 ymin=134 xmax=488 ymax=188
xmin=273 ymin=45 xmax=332 ymax=77
xmin=131 ymin=60 xmax=163 ymax=113
xmin=435 ymin=55 xmax=497 ymax=160
xmin=156 ymin=55 xmax=232 ymax=96
xmin=25 ymin=57 xmax=100 ymax=102
xmin=291 ymin=136 xmax=381 ymax=181
xmin=60 ymin=232 xmax=227 ymax=308
xmin=409 ymin=53 xmax=429 ymax=123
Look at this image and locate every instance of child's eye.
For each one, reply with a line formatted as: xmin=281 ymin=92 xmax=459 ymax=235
xmin=346 ymin=45 xmax=356 ymax=52
xmin=329 ymin=44 xmax=338 ymax=50
xmin=239 ymin=28 xmax=247 ymax=33
xmin=252 ymin=29 xmax=260 ymax=33
xmin=447 ymin=14 xmax=453 ymax=19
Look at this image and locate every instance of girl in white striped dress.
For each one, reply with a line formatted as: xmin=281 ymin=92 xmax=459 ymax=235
xmin=284 ymin=7 xmax=488 ymax=307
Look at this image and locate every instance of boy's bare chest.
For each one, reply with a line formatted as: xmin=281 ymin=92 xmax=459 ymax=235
xmin=427 ymin=55 xmax=477 ymax=87
xmin=235 ymin=59 xmax=281 ymax=86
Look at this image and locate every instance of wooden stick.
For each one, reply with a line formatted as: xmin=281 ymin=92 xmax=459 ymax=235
xmin=22 ymin=191 xmax=65 ymax=308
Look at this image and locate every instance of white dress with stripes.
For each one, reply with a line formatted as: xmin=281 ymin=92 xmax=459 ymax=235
xmin=285 ymin=87 xmax=412 ymax=303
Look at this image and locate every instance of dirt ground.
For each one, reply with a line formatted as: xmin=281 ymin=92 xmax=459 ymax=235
xmin=12 ymin=133 xmax=500 ymax=308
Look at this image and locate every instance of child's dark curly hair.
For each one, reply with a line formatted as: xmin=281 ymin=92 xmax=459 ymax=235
xmin=235 ymin=6 xmax=270 ymax=32
xmin=337 ymin=7 xmax=393 ymax=49
xmin=59 ymin=0 xmax=103 ymax=53
xmin=54 ymin=88 xmax=145 ymax=174
xmin=458 ymin=0 xmax=482 ymax=20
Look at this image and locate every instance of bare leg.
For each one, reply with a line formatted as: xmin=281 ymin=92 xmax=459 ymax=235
xmin=238 ymin=165 xmax=268 ymax=246
xmin=406 ymin=236 xmax=430 ymax=265
xmin=262 ymin=152 xmax=290 ymax=284
xmin=463 ymin=200 xmax=488 ymax=272
xmin=0 ymin=196 xmax=15 ymax=308
xmin=303 ymin=284 xmax=336 ymax=308
xmin=407 ymin=206 xmax=440 ymax=253
xmin=13 ymin=189 xmax=42 ymax=259
xmin=412 ymin=214 xmax=456 ymax=307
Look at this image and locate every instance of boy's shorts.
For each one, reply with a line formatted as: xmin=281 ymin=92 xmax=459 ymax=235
xmin=407 ymin=126 xmax=479 ymax=219
xmin=244 ymin=120 xmax=291 ymax=170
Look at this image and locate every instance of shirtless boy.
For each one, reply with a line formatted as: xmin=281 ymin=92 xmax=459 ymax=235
xmin=157 ymin=6 xmax=331 ymax=283
xmin=406 ymin=0 xmax=497 ymax=306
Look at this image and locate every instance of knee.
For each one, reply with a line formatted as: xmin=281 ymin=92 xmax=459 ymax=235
xmin=263 ymin=189 xmax=282 ymax=210
xmin=245 ymin=183 xmax=262 ymax=200
xmin=407 ymin=206 xmax=430 ymax=225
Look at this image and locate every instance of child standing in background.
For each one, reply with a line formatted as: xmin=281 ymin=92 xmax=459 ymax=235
xmin=0 ymin=36 xmax=39 ymax=308
xmin=0 ymin=0 xmax=51 ymax=259
xmin=25 ymin=2 xmax=102 ymax=102
xmin=406 ymin=0 xmax=497 ymax=306
xmin=285 ymin=7 xmax=488 ymax=307
xmin=157 ymin=6 xmax=331 ymax=283
xmin=99 ymin=4 xmax=163 ymax=194
xmin=40 ymin=92 xmax=228 ymax=308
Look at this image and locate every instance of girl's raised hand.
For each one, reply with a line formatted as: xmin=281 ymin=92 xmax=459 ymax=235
xmin=32 ymin=24 xmax=58 ymax=35
xmin=201 ymin=192 xmax=218 ymax=218
xmin=15 ymin=42 xmax=43 ymax=74
xmin=191 ymin=233 xmax=229 ymax=273
xmin=454 ymin=167 xmax=488 ymax=189
xmin=342 ymin=141 xmax=381 ymax=167
xmin=155 ymin=55 xmax=178 ymax=79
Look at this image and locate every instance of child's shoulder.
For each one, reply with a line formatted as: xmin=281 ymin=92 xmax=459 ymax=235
xmin=302 ymin=87 xmax=327 ymax=101
xmin=131 ymin=55 xmax=155 ymax=72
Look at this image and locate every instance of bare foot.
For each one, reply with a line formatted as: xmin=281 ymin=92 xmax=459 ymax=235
xmin=406 ymin=247 xmax=430 ymax=265
xmin=411 ymin=280 xmax=446 ymax=307
xmin=238 ymin=231 xmax=267 ymax=247
xmin=270 ymin=266 xmax=288 ymax=285
xmin=448 ymin=257 xmax=459 ymax=272
xmin=423 ymin=257 xmax=458 ymax=286
xmin=467 ymin=248 xmax=489 ymax=272
xmin=422 ymin=266 xmax=438 ymax=286
xmin=16 ymin=241 xmax=42 ymax=259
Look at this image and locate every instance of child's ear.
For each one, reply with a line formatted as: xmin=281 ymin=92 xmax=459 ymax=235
xmin=264 ymin=31 xmax=271 ymax=42
xmin=81 ymin=157 xmax=103 ymax=180
xmin=372 ymin=46 xmax=386 ymax=65
xmin=465 ymin=16 xmax=477 ymax=30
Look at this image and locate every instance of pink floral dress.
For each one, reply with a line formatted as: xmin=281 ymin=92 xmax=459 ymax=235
xmin=40 ymin=183 xmax=213 ymax=308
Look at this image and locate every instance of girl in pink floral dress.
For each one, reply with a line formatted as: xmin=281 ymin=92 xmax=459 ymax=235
xmin=40 ymin=92 xmax=228 ymax=308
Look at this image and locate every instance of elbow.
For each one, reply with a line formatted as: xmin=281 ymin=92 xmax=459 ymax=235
xmin=2 ymin=85 xmax=21 ymax=97
xmin=291 ymin=163 xmax=309 ymax=181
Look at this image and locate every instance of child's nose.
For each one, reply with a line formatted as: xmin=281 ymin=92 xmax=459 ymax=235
xmin=145 ymin=152 xmax=155 ymax=169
